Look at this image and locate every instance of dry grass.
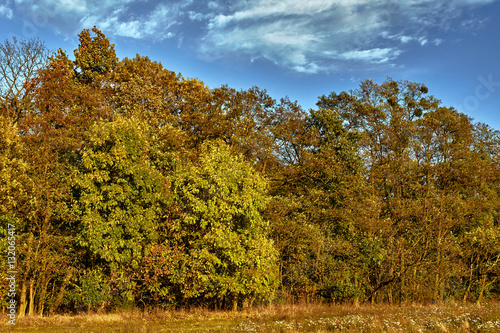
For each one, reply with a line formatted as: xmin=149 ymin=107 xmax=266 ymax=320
xmin=1 ymin=301 xmax=500 ymax=332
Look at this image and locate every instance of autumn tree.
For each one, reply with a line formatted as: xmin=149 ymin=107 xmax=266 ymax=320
xmin=316 ymin=78 xmax=500 ymax=303
xmin=0 ymin=37 xmax=49 ymax=123
xmin=74 ymin=26 xmax=117 ymax=87
xmin=263 ymin=100 xmax=381 ymax=303
xmin=4 ymin=48 xmax=83 ymax=317
xmin=8 ymin=28 xmax=115 ymax=316
xmin=4 ymin=25 xmax=500 ymax=313
xmin=315 ymin=79 xmax=437 ymax=302
xmin=112 ymin=55 xmax=177 ymax=121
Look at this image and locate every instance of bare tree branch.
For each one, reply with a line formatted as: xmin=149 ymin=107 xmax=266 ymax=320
xmin=0 ymin=37 xmax=50 ymax=122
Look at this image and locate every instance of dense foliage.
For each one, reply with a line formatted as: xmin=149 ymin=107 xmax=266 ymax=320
xmin=1 ymin=28 xmax=500 ymax=315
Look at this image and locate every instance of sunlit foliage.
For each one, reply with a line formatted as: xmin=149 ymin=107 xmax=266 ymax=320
xmin=1 ymin=28 xmax=500 ymax=315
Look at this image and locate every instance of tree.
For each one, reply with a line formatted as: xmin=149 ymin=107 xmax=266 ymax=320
xmin=71 ymin=116 xmax=170 ymax=308
xmin=316 ymin=78 xmax=500 ymax=303
xmin=23 ymin=48 xmax=110 ymax=146
xmin=264 ymin=103 xmax=382 ymax=303
xmin=0 ymin=115 xmax=29 ymax=310
xmin=74 ymin=26 xmax=117 ymax=87
xmin=170 ymin=140 xmax=278 ymax=309
xmin=12 ymin=43 xmax=116 ymax=315
xmin=0 ymin=110 xmax=76 ymax=317
xmin=315 ymin=79 xmax=442 ymax=303
xmin=0 ymin=37 xmax=49 ymax=123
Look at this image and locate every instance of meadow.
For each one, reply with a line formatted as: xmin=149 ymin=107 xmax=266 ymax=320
xmin=2 ymin=301 xmax=500 ymax=332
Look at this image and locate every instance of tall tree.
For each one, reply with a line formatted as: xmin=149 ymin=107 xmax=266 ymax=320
xmin=170 ymin=140 xmax=278 ymax=309
xmin=316 ymin=78 xmax=500 ymax=303
xmin=266 ymin=103 xmax=380 ymax=303
xmin=74 ymin=26 xmax=117 ymax=87
xmin=70 ymin=116 xmax=171 ymax=309
xmin=10 ymin=29 xmax=116 ymax=316
xmin=0 ymin=37 xmax=49 ymax=123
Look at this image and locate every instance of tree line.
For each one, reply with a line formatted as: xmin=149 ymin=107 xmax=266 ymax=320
xmin=1 ymin=27 xmax=500 ymax=316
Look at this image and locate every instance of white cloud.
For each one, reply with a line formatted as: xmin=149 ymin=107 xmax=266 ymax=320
xmin=57 ymin=0 xmax=87 ymax=13
xmin=78 ymin=3 xmax=185 ymax=40
xmin=294 ymin=62 xmax=321 ymax=74
xmin=452 ymin=0 xmax=497 ymax=4
xmin=188 ymin=11 xmax=206 ymax=21
xmin=433 ymin=39 xmax=444 ymax=46
xmin=7 ymin=0 xmax=499 ymax=73
xmin=400 ymin=36 xmax=413 ymax=43
xmin=227 ymin=0 xmax=336 ymax=20
xmin=197 ymin=0 xmax=499 ymax=73
xmin=0 ymin=4 xmax=13 ymax=19
xmin=339 ymin=48 xmax=401 ymax=63
xmin=0 ymin=0 xmax=13 ymax=19
xmin=200 ymin=1 xmax=402 ymax=73
xmin=12 ymin=0 xmax=186 ymax=41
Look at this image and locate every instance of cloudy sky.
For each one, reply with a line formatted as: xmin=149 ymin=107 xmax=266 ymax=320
xmin=1 ymin=0 xmax=500 ymax=128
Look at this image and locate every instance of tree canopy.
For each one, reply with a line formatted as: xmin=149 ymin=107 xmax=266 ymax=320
xmin=1 ymin=28 xmax=500 ymax=315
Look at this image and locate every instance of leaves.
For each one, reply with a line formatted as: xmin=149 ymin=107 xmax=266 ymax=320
xmin=74 ymin=26 xmax=117 ymax=86
xmin=4 ymin=29 xmax=500 ymax=312
xmin=72 ymin=116 xmax=169 ymax=265
xmin=170 ymin=140 xmax=278 ymax=307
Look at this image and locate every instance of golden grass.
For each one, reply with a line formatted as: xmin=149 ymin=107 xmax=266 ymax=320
xmin=2 ymin=301 xmax=500 ymax=332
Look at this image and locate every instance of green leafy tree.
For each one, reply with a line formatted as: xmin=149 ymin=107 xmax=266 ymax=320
xmin=71 ymin=116 xmax=170 ymax=308
xmin=0 ymin=116 xmax=29 ymax=309
xmin=170 ymin=140 xmax=278 ymax=309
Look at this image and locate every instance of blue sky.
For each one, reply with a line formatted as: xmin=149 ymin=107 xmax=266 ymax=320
xmin=1 ymin=0 xmax=500 ymax=129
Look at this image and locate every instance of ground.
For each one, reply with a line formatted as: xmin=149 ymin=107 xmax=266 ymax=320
xmin=2 ymin=301 xmax=500 ymax=332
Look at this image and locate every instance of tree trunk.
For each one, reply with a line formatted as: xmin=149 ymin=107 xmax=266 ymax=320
xmin=434 ymin=273 xmax=441 ymax=303
xmin=399 ymin=241 xmax=405 ymax=305
xmin=477 ymin=274 xmax=486 ymax=306
xmin=18 ymin=281 xmax=27 ymax=318
xmin=50 ymin=271 xmax=72 ymax=314
xmin=388 ymin=264 xmax=394 ymax=305
xmin=232 ymin=298 xmax=238 ymax=311
xmin=463 ymin=262 xmax=474 ymax=304
xmin=38 ymin=276 xmax=50 ymax=316
xmin=353 ymin=278 xmax=360 ymax=307
xmin=463 ymin=281 xmax=471 ymax=304
xmin=28 ymin=280 xmax=35 ymax=316
xmin=411 ymin=267 xmax=417 ymax=302
xmin=19 ymin=234 xmax=34 ymax=318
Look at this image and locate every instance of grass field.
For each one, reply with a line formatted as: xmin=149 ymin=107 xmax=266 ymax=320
xmin=1 ymin=301 xmax=500 ymax=332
